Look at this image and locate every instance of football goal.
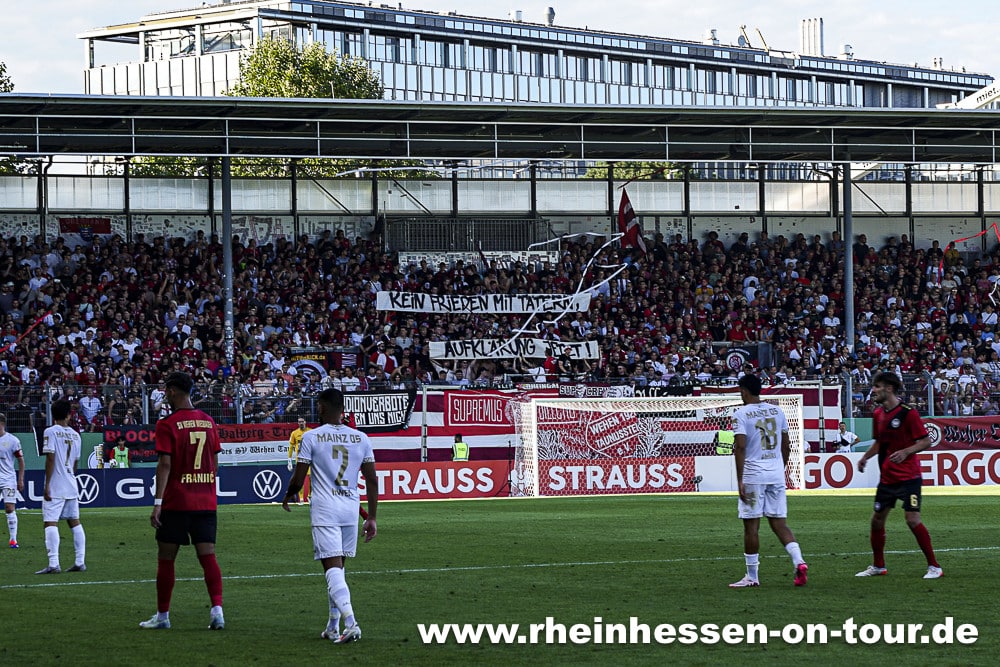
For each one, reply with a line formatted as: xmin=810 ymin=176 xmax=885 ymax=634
xmin=508 ymin=394 xmax=804 ymax=497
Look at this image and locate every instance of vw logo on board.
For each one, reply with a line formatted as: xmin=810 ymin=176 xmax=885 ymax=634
xmin=253 ymin=470 xmax=283 ymax=500
xmin=76 ymin=474 xmax=100 ymax=504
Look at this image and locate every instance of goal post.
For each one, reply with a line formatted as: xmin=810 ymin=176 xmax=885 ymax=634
xmin=508 ymin=394 xmax=804 ymax=497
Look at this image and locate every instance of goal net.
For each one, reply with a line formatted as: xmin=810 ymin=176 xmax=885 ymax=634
xmin=508 ymin=394 xmax=804 ymax=497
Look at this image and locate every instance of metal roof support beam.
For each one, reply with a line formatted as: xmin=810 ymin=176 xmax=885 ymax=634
xmin=221 ymin=156 xmax=236 ymax=370
xmin=843 ymin=160 xmax=855 ymax=356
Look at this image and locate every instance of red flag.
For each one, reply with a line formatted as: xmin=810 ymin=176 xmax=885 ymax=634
xmin=617 ymin=189 xmax=647 ymax=254
xmin=0 ymin=310 xmax=53 ymax=354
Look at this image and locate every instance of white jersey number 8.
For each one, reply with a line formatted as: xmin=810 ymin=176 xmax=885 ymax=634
xmin=754 ymin=417 xmax=779 ymax=451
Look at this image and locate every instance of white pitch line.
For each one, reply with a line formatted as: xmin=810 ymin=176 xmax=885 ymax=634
xmin=2 ymin=545 xmax=998 ymax=591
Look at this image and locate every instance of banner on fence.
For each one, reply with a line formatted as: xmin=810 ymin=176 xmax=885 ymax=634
xmin=558 ymin=383 xmax=635 ymax=398
xmin=398 ymin=250 xmax=558 ymax=273
xmin=721 ymin=345 xmax=758 ymax=371
xmin=923 ymin=416 xmax=1000 ymax=450
xmin=287 ymin=348 xmax=337 ymax=378
xmin=102 ymin=425 xmax=158 ymax=463
xmin=377 ymin=291 xmax=590 ymax=314
xmin=345 ymin=391 xmax=416 ymax=433
xmin=430 ymin=338 xmax=599 ymax=361
xmin=445 ymin=391 xmax=511 ymax=428
xmin=58 ymin=216 xmax=112 ymax=237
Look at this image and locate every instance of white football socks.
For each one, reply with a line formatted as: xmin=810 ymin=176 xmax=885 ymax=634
xmin=44 ymin=525 xmax=60 ymax=568
xmin=325 ymin=567 xmax=356 ymax=628
xmin=72 ymin=524 xmax=86 ymax=567
xmin=6 ymin=511 xmax=16 ymax=542
xmin=785 ymin=541 xmax=804 ymax=567
xmin=744 ymin=553 xmax=760 ymax=580
xmin=329 ymin=592 xmax=342 ymax=629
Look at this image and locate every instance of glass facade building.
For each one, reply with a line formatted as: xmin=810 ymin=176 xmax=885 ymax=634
xmin=81 ymin=0 xmax=991 ymax=108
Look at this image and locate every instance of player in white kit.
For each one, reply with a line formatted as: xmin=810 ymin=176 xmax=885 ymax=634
xmin=37 ymin=399 xmax=87 ymax=574
xmin=0 ymin=413 xmax=25 ymax=548
xmin=283 ymin=388 xmax=377 ymax=644
xmin=729 ymin=374 xmax=808 ymax=588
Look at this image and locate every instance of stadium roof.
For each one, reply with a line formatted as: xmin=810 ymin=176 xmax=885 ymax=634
xmin=0 ymin=94 xmax=999 ymax=163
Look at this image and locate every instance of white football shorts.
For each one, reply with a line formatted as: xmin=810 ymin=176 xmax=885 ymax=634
xmin=42 ymin=498 xmax=80 ymax=522
xmin=312 ymin=524 xmax=358 ymax=560
xmin=2 ymin=485 xmax=17 ymax=503
xmin=737 ymin=483 xmax=787 ymax=519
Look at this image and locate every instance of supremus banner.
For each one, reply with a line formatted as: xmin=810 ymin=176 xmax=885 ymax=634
xmin=376 ymin=291 xmax=591 ymax=313
xmin=445 ymin=390 xmax=511 ymax=428
xmin=429 ymin=338 xmax=599 ymax=360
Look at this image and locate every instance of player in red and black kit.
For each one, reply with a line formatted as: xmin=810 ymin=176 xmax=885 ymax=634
xmin=855 ymin=371 xmax=942 ymax=579
xmin=139 ymin=371 xmax=226 ymax=630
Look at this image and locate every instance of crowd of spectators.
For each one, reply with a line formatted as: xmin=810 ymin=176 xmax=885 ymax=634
xmin=1 ymin=223 xmax=998 ymax=430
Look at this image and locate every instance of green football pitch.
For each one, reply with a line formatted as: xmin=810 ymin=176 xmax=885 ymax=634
xmin=1 ymin=489 xmax=997 ymax=666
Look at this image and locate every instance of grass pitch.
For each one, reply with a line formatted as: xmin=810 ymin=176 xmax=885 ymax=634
xmin=1 ymin=490 xmax=997 ymax=666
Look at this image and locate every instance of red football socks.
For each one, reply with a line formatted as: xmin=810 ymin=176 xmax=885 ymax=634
xmin=871 ymin=528 xmax=887 ymax=568
xmin=156 ymin=558 xmax=175 ymax=613
xmin=910 ymin=523 xmax=939 ymax=568
xmin=198 ymin=553 xmax=224 ymax=608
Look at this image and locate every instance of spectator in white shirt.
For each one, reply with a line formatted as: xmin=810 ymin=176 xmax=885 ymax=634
xmin=323 ymin=370 xmax=343 ymax=391
xmin=150 ymin=382 xmax=167 ymax=418
xmin=79 ymin=387 xmax=103 ymax=423
xmin=836 ymin=422 xmax=858 ymax=453
xmin=450 ymin=370 xmax=471 ymax=388
xmin=340 ymin=367 xmax=362 ymax=392
xmin=28 ymin=267 xmax=49 ymax=293
xmin=980 ymin=305 xmax=999 ymax=327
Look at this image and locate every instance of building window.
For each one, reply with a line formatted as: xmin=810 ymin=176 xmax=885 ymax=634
xmin=342 ymin=32 xmax=363 ymax=58
xmin=609 ymin=59 xmax=638 ymax=86
xmin=736 ymin=72 xmax=757 ymax=98
xmin=518 ymin=50 xmax=547 ymax=77
xmin=373 ymin=35 xmax=402 ymax=63
xmin=696 ymin=68 xmax=722 ymax=94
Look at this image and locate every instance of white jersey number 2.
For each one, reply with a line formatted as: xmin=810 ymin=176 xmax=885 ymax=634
xmin=332 ymin=445 xmax=350 ymax=487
